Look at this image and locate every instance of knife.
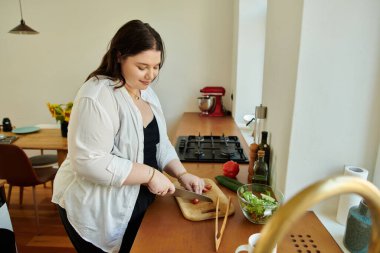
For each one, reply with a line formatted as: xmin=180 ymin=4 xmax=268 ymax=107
xmin=173 ymin=187 xmax=213 ymax=202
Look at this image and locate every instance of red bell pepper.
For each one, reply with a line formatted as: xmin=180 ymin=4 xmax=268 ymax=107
xmin=222 ymin=160 xmax=240 ymax=178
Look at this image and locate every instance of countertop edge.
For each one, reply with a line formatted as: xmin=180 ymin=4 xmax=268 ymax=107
xmin=314 ymin=210 xmax=349 ymax=253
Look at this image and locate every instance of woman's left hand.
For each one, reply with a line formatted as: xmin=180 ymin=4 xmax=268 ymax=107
xmin=178 ymin=173 xmax=205 ymax=195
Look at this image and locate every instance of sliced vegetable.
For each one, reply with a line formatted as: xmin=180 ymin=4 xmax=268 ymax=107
xmin=239 ymin=189 xmax=279 ymax=223
xmin=191 ymin=198 xmax=200 ymax=204
xmin=202 ymin=184 xmax=212 ymax=193
xmin=260 ymin=193 xmax=275 ymax=202
xmin=215 ymin=175 xmax=244 ymax=191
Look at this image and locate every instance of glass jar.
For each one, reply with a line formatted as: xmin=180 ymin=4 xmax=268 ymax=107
xmin=343 ymin=199 xmax=371 ymax=253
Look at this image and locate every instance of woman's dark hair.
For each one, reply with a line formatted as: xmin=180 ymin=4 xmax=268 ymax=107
xmin=86 ymin=20 xmax=165 ymax=88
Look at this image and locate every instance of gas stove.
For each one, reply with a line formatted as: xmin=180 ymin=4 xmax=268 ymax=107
xmin=174 ymin=134 xmax=249 ymax=163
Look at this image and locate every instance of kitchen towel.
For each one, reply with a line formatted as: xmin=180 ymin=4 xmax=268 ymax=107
xmin=336 ymin=165 xmax=369 ymax=225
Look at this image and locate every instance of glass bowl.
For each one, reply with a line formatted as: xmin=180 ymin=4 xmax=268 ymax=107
xmin=237 ymin=183 xmax=284 ymax=224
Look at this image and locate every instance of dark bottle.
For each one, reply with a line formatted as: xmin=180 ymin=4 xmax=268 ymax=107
xmin=343 ymin=199 xmax=371 ymax=253
xmin=258 ymin=131 xmax=270 ymax=185
xmin=252 ymin=150 xmax=268 ymax=185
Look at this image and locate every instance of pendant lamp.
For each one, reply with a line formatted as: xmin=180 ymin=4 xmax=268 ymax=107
xmin=9 ymin=0 xmax=38 ymax=34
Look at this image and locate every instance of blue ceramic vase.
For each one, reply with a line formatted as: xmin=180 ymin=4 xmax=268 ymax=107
xmin=343 ymin=199 xmax=371 ymax=253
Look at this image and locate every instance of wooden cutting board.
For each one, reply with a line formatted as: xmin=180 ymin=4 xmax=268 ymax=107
xmin=174 ymin=178 xmax=235 ymax=221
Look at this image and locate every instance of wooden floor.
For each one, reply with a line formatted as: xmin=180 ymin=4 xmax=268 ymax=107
xmin=5 ymin=183 xmax=75 ymax=253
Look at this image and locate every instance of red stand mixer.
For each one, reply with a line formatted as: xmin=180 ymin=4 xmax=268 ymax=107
xmin=197 ymin=86 xmax=225 ymax=117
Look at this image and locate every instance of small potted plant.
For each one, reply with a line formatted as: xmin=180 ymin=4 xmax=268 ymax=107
xmin=47 ymin=102 xmax=73 ymax=137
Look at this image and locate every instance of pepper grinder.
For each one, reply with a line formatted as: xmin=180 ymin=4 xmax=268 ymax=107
xmin=253 ymin=104 xmax=267 ymax=144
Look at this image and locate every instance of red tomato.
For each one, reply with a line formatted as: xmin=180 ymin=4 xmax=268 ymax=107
xmin=192 ymin=198 xmax=200 ymax=204
xmin=202 ymin=184 xmax=212 ymax=193
xmin=205 ymin=184 xmax=212 ymax=190
xmin=222 ymin=160 xmax=240 ymax=178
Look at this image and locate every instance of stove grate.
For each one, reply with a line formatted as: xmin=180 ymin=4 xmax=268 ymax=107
xmin=175 ymin=135 xmax=249 ymax=163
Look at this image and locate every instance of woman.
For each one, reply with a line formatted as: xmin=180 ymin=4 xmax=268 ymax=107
xmin=52 ymin=20 xmax=205 ymax=253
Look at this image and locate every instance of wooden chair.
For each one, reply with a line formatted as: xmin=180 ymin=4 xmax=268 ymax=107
xmin=0 ymin=144 xmax=57 ymax=234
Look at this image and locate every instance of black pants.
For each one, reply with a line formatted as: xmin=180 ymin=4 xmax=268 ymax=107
xmin=57 ymin=186 xmax=155 ymax=253
xmin=57 ymin=206 xmax=106 ymax=253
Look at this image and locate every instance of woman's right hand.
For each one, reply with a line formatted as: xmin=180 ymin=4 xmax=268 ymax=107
xmin=147 ymin=170 xmax=175 ymax=196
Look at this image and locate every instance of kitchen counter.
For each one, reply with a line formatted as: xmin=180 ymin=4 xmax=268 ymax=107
xmin=131 ymin=112 xmax=342 ymax=253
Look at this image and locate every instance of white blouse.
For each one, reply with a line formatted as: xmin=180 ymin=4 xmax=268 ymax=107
xmin=52 ymin=77 xmax=179 ymax=252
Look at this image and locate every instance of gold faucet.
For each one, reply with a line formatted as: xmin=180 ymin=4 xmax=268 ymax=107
xmin=254 ymin=176 xmax=380 ymax=253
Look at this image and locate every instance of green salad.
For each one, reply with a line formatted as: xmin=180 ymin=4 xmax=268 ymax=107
xmin=240 ymin=190 xmax=279 ymax=224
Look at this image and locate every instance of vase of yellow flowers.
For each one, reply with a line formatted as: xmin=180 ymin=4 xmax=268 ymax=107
xmin=47 ymin=102 xmax=73 ymax=137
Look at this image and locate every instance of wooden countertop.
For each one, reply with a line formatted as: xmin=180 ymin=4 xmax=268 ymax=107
xmin=131 ymin=112 xmax=342 ymax=253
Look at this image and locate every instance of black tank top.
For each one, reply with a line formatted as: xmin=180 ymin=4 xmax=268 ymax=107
xmin=143 ymin=116 xmax=159 ymax=170
xmin=121 ymin=116 xmax=160 ymax=251
xmin=130 ymin=116 xmax=160 ymax=218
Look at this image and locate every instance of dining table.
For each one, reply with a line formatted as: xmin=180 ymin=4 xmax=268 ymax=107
xmin=130 ymin=113 xmax=343 ymax=253
xmin=0 ymin=128 xmax=68 ymax=166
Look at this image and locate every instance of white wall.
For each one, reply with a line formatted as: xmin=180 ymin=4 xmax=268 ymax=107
xmin=261 ymin=0 xmax=304 ymax=192
xmin=0 ymin=0 xmax=234 ymax=138
xmin=374 ymin=143 xmax=380 ymax=188
xmin=263 ymin=0 xmax=380 ymax=212
xmin=232 ymin=0 xmax=267 ymax=125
